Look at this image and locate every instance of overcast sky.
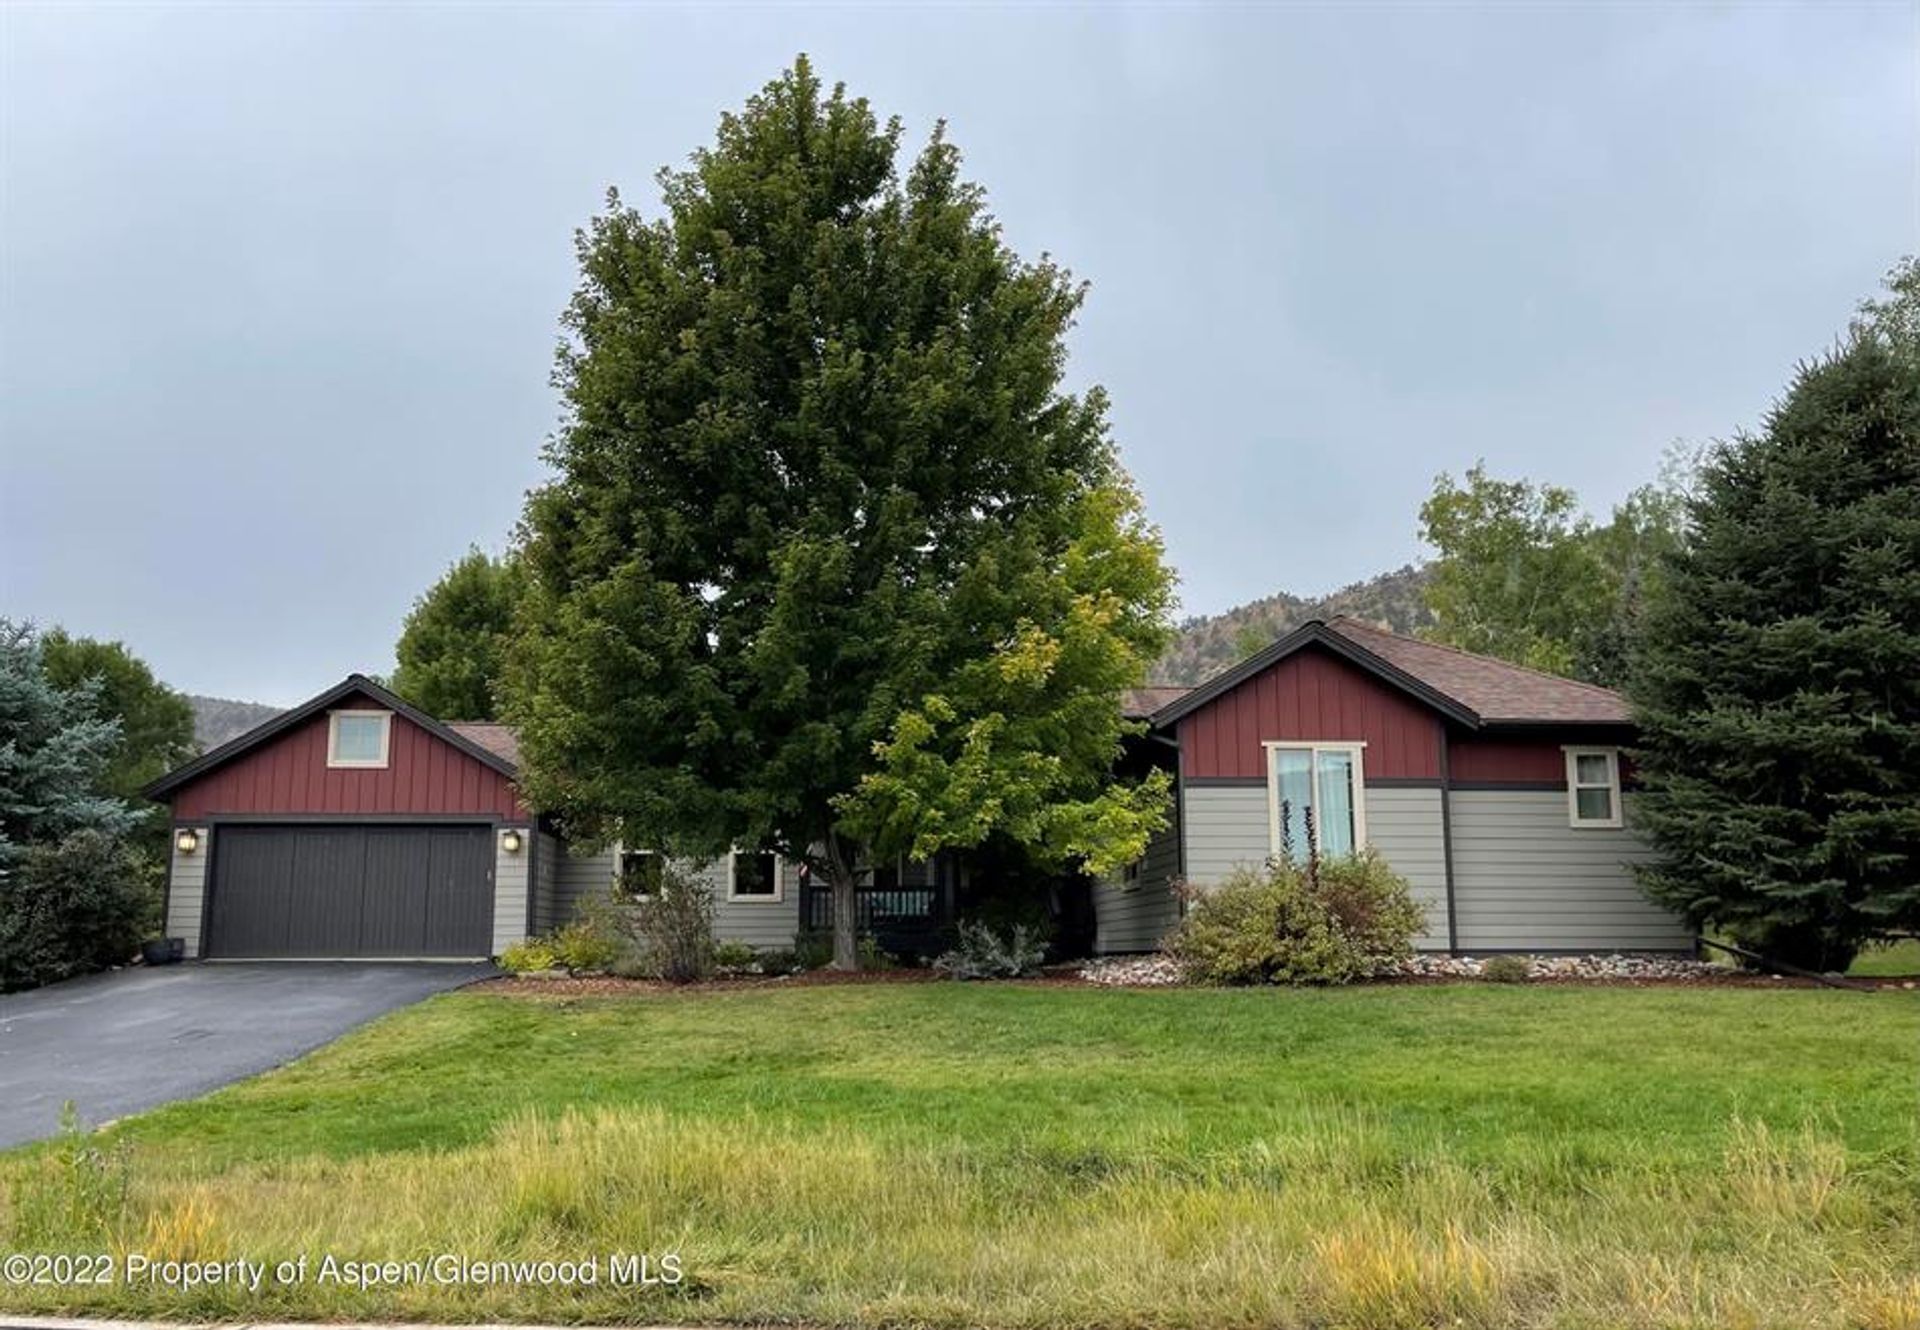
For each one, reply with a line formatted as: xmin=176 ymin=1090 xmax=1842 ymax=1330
xmin=2 ymin=3 xmax=1913 ymax=705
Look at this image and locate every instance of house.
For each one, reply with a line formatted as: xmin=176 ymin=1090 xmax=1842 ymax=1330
xmin=146 ymin=618 xmax=1689 ymax=961
xmin=145 ymin=675 xmax=811 ymax=960
xmin=1099 ymin=617 xmax=1691 ymax=954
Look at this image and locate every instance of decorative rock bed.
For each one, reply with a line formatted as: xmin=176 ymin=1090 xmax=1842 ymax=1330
xmin=1079 ymin=951 xmax=1734 ymax=986
xmin=1391 ymin=952 xmax=1726 ymax=982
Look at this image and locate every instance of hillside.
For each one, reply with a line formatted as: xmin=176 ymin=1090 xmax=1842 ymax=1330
xmin=186 ymin=695 xmax=283 ymax=751
xmin=1152 ymin=565 xmax=1434 ymax=686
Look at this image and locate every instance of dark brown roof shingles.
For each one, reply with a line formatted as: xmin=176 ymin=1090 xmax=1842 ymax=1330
xmin=1324 ymin=617 xmax=1630 ymax=724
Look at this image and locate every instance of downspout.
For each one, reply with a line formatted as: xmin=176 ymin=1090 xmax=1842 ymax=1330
xmin=1438 ymin=725 xmax=1460 ymax=954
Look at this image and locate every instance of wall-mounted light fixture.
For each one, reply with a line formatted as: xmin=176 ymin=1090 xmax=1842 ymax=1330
xmin=175 ymin=828 xmax=200 ymax=855
xmin=500 ymin=828 xmax=524 ymax=854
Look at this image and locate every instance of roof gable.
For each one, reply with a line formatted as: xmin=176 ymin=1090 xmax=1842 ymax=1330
xmin=1149 ymin=619 xmax=1630 ymax=730
xmin=145 ymin=675 xmax=518 ymax=800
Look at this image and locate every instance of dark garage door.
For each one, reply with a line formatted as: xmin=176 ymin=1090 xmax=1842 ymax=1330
xmin=206 ymin=825 xmax=494 ymax=958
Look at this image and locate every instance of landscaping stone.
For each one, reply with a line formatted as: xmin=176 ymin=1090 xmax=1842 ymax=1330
xmin=1390 ymin=952 xmax=1726 ymax=982
xmin=1078 ymin=955 xmax=1185 ymax=986
xmin=1078 ymin=951 xmax=1730 ymax=986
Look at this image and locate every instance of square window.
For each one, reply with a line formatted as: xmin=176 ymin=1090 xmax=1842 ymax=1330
xmin=619 ymin=849 xmax=663 ymax=899
xmin=730 ymin=850 xmax=781 ymax=901
xmin=327 ymin=711 xmax=390 ymax=767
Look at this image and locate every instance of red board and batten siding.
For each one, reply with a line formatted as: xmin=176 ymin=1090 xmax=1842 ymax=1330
xmin=1176 ymin=647 xmax=1444 ymax=781
xmin=170 ymin=699 xmax=525 ymax=820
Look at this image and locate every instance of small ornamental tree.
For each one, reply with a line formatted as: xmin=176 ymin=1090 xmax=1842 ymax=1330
xmin=505 ymin=59 xmax=1174 ymax=969
xmin=1627 ymin=263 xmax=1920 ymax=971
xmin=391 ymin=548 xmax=524 ymax=721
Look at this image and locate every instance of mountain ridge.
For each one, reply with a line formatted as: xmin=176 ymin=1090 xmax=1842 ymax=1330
xmin=1152 ymin=564 xmax=1434 ymax=686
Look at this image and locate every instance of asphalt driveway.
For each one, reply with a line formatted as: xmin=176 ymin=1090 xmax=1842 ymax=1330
xmin=0 ymin=962 xmax=494 ymax=1149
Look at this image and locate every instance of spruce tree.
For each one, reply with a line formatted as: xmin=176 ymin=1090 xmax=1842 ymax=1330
xmin=1628 ymin=270 xmax=1920 ymax=970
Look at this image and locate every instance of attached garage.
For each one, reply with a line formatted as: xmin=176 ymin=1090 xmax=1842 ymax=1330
xmin=204 ymin=825 xmax=496 ymax=959
xmin=147 ymin=676 xmax=534 ymax=960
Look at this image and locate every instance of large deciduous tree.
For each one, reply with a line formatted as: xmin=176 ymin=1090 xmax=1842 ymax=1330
xmin=1418 ymin=454 xmax=1693 ymax=687
xmin=39 ymin=629 xmax=198 ymax=805
xmin=506 ymin=59 xmax=1174 ymax=969
xmin=1627 ymin=262 xmax=1920 ymax=971
xmin=391 ymin=548 xmax=523 ymax=720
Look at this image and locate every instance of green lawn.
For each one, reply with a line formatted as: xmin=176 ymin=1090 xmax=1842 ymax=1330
xmin=1855 ymin=938 xmax=1920 ymax=977
xmin=3 ymin=983 xmax=1917 ymax=1329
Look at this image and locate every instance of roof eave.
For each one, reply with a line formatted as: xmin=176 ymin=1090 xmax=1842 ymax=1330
xmin=1147 ymin=620 xmax=1484 ymax=732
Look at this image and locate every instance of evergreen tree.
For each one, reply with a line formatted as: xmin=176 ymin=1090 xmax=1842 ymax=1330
xmin=0 ymin=621 xmax=145 ymax=988
xmin=506 ymin=60 xmax=1174 ymax=969
xmin=391 ymin=548 xmax=523 ymax=720
xmin=0 ymin=621 xmax=137 ymax=871
xmin=1628 ymin=267 xmax=1920 ymax=970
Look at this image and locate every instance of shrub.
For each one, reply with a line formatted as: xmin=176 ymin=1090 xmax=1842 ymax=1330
xmin=935 ymin=921 xmax=1048 ymax=980
xmin=499 ymin=938 xmax=559 ymax=974
xmin=1169 ymin=851 xmax=1426 ymax=986
xmin=1481 ymin=954 xmax=1531 ymax=984
xmin=0 ymin=830 xmax=150 ymax=992
xmin=551 ymin=920 xmax=619 ymax=973
xmin=630 ymin=861 xmax=718 ymax=982
xmin=793 ymin=931 xmax=833 ymax=970
xmin=713 ymin=940 xmax=759 ymax=972
xmin=756 ymin=946 xmax=804 ymax=975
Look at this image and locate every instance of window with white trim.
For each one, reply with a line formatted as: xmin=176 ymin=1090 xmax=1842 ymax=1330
xmin=618 ymin=848 xmax=664 ymax=899
xmin=1564 ymin=747 xmax=1623 ymax=828
xmin=1264 ymin=741 xmax=1367 ymax=861
xmin=728 ymin=849 xmax=782 ymax=901
xmin=327 ymin=710 xmax=391 ymax=768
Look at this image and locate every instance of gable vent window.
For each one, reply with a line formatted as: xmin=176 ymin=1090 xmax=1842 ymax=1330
xmin=327 ymin=711 xmax=392 ymax=768
xmin=1564 ymin=747 xmax=1623 ymax=828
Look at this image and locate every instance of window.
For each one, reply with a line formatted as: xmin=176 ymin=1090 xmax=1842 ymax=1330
xmin=618 ymin=848 xmax=664 ymax=899
xmin=1564 ymin=747 xmax=1623 ymax=828
xmin=728 ymin=849 xmax=782 ymax=902
xmin=327 ymin=710 xmax=391 ymax=768
xmin=1264 ymin=742 xmax=1367 ymax=861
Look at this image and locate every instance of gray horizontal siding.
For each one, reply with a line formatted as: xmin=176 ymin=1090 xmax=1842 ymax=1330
xmin=1451 ymin=790 xmax=1691 ymax=951
xmin=1181 ymin=784 xmax=1271 ymax=886
xmin=1181 ymin=783 xmax=1451 ymax=950
xmin=543 ymin=843 xmax=801 ymax=950
xmin=710 ymin=856 xmax=803 ymax=948
xmin=1093 ymin=794 xmax=1183 ymax=953
xmin=492 ymin=826 xmax=532 ymax=955
xmin=165 ymin=826 xmax=210 ymax=958
xmin=1364 ymin=786 xmax=1450 ymax=949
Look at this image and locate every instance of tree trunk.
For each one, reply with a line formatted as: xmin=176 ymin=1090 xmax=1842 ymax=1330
xmin=824 ymin=834 xmax=861 ymax=972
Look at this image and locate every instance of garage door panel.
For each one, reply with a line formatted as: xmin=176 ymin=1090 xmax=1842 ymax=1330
xmin=426 ymin=829 xmax=494 ymax=957
xmin=285 ymin=828 xmax=367 ymax=957
xmin=208 ymin=830 xmax=294 ymax=958
xmin=360 ymin=830 xmax=431 ymax=956
xmin=207 ymin=825 xmax=492 ymax=959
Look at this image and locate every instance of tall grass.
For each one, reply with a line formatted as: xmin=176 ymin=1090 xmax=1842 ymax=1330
xmin=4 ymin=1102 xmax=1914 ymax=1329
xmin=4 ymin=984 xmax=1916 ymax=1328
